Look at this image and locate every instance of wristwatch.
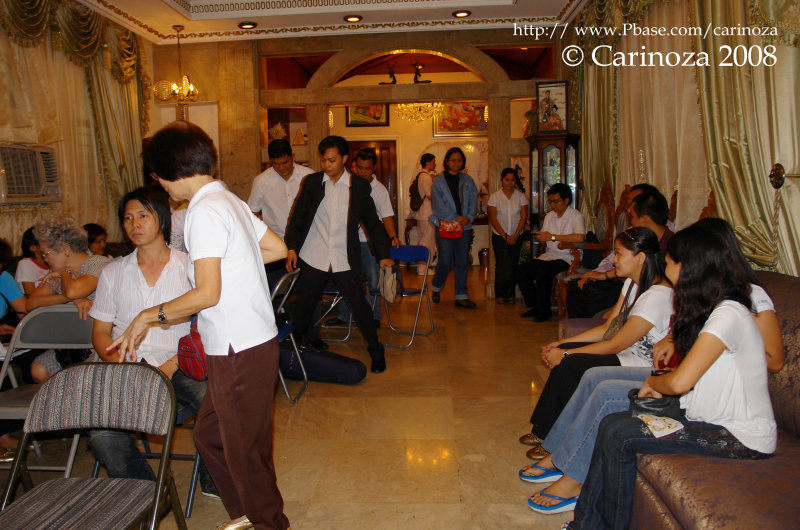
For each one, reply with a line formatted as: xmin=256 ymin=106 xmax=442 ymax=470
xmin=562 ymin=350 xmax=570 ymax=358
xmin=157 ymin=303 xmax=168 ymax=325
xmin=551 ymin=235 xmax=556 ymax=242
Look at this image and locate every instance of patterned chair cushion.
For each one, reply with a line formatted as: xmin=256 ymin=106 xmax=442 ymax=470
xmin=0 ymin=477 xmax=154 ymax=529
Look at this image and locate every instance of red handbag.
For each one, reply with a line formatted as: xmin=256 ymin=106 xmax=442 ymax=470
xmin=439 ymin=220 xmax=463 ymax=239
xmin=177 ymin=316 xmax=208 ymax=381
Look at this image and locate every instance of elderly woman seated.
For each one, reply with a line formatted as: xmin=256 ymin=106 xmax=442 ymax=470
xmin=26 ymin=217 xmax=111 ymax=383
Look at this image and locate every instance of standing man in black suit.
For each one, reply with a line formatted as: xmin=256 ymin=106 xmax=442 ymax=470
xmin=285 ymin=136 xmax=393 ymax=374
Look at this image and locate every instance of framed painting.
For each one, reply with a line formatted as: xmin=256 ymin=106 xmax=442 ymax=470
xmin=433 ymin=101 xmax=488 ymax=137
xmin=346 ymin=104 xmax=390 ymax=127
xmin=536 ymin=81 xmax=568 ymax=133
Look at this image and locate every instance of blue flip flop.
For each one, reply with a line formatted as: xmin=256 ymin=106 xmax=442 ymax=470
xmin=518 ymin=464 xmax=564 ymax=483
xmin=527 ymin=491 xmax=578 ymax=514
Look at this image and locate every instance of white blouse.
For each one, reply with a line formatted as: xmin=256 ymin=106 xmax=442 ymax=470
xmin=488 ymin=189 xmax=528 ymax=236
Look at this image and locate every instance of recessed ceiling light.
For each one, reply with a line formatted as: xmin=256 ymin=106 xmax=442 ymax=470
xmin=452 ymin=10 xmax=471 ymax=18
xmin=238 ymin=21 xmax=257 ymax=29
xmin=344 ymin=15 xmax=362 ymax=23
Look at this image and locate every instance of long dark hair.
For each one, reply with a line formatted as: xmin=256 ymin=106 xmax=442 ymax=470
xmin=668 ymin=218 xmax=754 ymax=355
xmin=615 ymin=226 xmax=664 ymax=311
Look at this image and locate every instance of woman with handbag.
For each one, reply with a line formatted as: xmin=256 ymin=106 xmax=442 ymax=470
xmin=522 ymin=218 xmax=784 ymax=515
xmin=518 ymin=227 xmax=672 ymax=460
xmin=557 ymin=219 xmax=779 ymax=528
xmin=430 ymin=147 xmax=479 ymax=309
xmin=488 ymin=168 xmax=528 ymax=304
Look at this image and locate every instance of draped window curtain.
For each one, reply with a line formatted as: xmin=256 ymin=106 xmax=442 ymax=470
xmin=0 ymin=0 xmax=149 ymax=248
xmin=577 ymin=0 xmax=800 ymax=274
xmin=693 ymin=0 xmax=800 ymax=275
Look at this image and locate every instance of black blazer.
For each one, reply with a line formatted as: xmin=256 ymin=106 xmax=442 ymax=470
xmin=285 ymin=171 xmax=390 ymax=276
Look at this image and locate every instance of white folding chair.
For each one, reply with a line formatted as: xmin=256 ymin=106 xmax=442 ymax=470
xmin=270 ymin=269 xmax=308 ymax=404
xmin=0 ymin=304 xmax=93 ymax=476
xmin=371 ymin=245 xmax=435 ymax=349
xmin=316 ymin=287 xmax=354 ymax=342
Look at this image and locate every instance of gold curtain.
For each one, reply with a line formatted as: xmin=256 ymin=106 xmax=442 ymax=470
xmin=616 ymin=1 xmax=709 ymax=228
xmin=54 ymin=1 xmax=106 ymax=67
xmin=693 ymin=0 xmax=800 ymax=275
xmin=0 ymin=0 xmax=56 ymax=47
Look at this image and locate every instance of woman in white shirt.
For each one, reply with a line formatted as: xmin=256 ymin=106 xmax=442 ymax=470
xmin=14 ymin=226 xmax=48 ymax=294
xmin=569 ymin=218 xmax=777 ymax=528
xmin=519 ymin=227 xmax=672 ymax=460
xmin=112 ymin=121 xmax=290 ymax=530
xmin=488 ymin=168 xmax=528 ymax=304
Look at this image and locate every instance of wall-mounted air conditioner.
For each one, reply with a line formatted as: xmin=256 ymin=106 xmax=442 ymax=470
xmin=0 ymin=145 xmax=61 ymax=205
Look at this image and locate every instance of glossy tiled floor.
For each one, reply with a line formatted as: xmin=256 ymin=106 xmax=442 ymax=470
xmin=3 ymin=267 xmax=571 ymax=529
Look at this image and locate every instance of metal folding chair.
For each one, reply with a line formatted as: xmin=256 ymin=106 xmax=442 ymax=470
xmin=0 ymin=363 xmax=186 ymax=529
xmin=0 ymin=304 xmax=93 ymax=476
xmin=270 ymin=269 xmax=308 ymax=404
xmin=371 ymin=245 xmax=435 ymax=349
xmin=316 ymin=287 xmax=354 ymax=342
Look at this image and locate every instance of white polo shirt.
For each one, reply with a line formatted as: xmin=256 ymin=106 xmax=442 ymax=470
xmin=185 ymin=180 xmax=278 ymax=356
xmin=299 ymin=171 xmax=351 ymax=273
xmin=539 ymin=206 xmax=585 ymax=263
xmin=247 ymin=163 xmax=314 ymax=240
xmin=89 ymin=247 xmax=191 ymax=367
xmin=488 ymin=189 xmax=529 ymax=236
xmin=358 ymin=176 xmax=394 ymax=243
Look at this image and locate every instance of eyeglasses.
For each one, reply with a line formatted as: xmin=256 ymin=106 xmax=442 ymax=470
xmin=42 ymin=248 xmax=57 ymax=259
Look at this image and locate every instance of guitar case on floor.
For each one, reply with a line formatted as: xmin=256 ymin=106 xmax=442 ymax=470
xmin=279 ymin=344 xmax=367 ymax=385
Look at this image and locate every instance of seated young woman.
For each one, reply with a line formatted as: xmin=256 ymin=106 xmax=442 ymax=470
xmin=519 ymin=227 xmax=673 ymax=459
xmin=26 ymin=217 xmax=111 ymax=382
xmin=556 ymin=218 xmax=779 ymax=528
xmin=14 ymin=227 xmax=49 ymax=295
xmin=521 ymin=220 xmax=784 ymax=515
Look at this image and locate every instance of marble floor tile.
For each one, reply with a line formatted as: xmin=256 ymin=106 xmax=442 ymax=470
xmin=298 ymin=502 xmax=464 ymax=530
xmin=339 ymin=397 xmax=455 ymax=439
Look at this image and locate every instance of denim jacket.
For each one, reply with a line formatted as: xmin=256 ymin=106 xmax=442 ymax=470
xmin=429 ymin=172 xmax=478 ymax=230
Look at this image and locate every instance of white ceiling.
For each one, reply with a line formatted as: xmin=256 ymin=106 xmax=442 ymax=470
xmin=80 ymin=0 xmax=586 ymax=43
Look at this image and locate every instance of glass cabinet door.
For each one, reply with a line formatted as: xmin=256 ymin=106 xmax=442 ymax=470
xmin=530 ymin=149 xmax=539 ymax=219
xmin=542 ymin=144 xmax=561 ymax=213
xmin=566 ymin=144 xmax=576 ymax=200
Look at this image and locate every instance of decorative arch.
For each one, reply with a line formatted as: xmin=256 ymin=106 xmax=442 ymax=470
xmin=307 ymin=42 xmax=509 ymax=90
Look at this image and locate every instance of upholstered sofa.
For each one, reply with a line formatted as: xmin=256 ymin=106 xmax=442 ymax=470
xmin=630 ymin=270 xmax=800 ymax=527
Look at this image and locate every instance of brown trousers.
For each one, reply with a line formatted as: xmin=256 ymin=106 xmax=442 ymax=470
xmin=194 ymin=337 xmax=289 ymax=529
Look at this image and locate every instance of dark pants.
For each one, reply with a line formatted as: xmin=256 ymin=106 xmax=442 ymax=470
xmin=293 ymin=259 xmax=385 ymax=362
xmin=88 ymin=369 xmax=216 ymax=494
xmin=530 ymin=350 xmax=620 ymax=439
xmin=517 ymin=258 xmax=570 ymax=319
xmin=491 ymin=234 xmax=522 ymax=299
xmin=566 ymin=278 xmax=623 ymax=318
xmin=573 ymin=411 xmax=767 ymax=529
xmin=194 ymin=339 xmax=289 ymax=530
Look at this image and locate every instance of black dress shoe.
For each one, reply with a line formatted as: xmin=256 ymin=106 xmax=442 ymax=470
xmin=373 ymin=319 xmax=381 ymax=329
xmin=520 ymin=309 xmax=537 ymax=318
xmin=432 ymin=292 xmax=440 ymax=303
xmin=454 ymin=299 xmax=477 ymax=309
xmin=304 ymin=339 xmax=329 ymax=350
xmin=370 ymin=358 xmax=386 ymax=373
xmin=325 ymin=317 xmax=348 ymax=326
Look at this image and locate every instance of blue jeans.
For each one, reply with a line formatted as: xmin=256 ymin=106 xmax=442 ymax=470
xmin=432 ymin=230 xmax=471 ymax=300
xmin=573 ymin=411 xmax=767 ymax=529
xmin=339 ymin=242 xmax=382 ymax=322
xmin=88 ymin=369 xmax=217 ymax=494
xmin=542 ymin=366 xmax=651 ymax=483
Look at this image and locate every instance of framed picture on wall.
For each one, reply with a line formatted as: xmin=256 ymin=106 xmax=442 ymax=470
xmin=346 ymin=104 xmax=390 ymax=127
xmin=433 ymin=101 xmax=488 ymax=137
xmin=536 ymin=81 xmax=568 ymax=133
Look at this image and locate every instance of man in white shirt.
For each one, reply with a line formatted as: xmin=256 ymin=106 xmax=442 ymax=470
xmin=517 ymin=183 xmax=585 ymax=321
xmin=248 ymin=139 xmax=314 ymax=284
xmin=285 ymin=136 xmax=393 ymax=374
xmin=88 ymin=186 xmax=217 ymax=498
xmin=326 ymin=148 xmax=400 ymax=327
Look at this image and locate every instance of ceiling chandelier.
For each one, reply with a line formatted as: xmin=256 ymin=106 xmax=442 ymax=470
xmin=153 ymin=25 xmax=199 ymax=121
xmin=395 ymin=102 xmax=445 ymax=122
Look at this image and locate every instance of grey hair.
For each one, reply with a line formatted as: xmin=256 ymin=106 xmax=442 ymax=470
xmin=34 ymin=217 xmax=88 ymax=253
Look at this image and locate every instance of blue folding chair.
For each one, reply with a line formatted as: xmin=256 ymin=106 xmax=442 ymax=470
xmin=371 ymin=245 xmax=435 ymax=349
xmin=270 ymin=269 xmax=308 ymax=404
